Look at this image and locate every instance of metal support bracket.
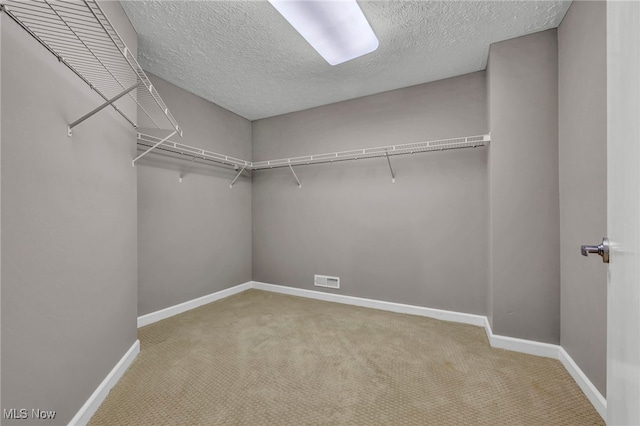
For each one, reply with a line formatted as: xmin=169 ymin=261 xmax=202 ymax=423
xmin=385 ymin=152 xmax=396 ymax=183
xmin=289 ymin=164 xmax=302 ymax=188
xmin=179 ymin=157 xmax=197 ymax=182
xmin=68 ymin=83 xmax=137 ymax=137
xmin=132 ymin=130 xmax=177 ymax=167
xmin=229 ymin=166 xmax=246 ymax=188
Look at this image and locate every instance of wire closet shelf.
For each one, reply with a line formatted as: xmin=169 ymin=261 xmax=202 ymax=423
xmin=250 ymin=134 xmax=490 ymax=169
xmin=1 ymin=0 xmax=182 ymax=137
xmin=136 ymin=132 xmax=490 ymax=186
xmin=137 ymin=133 xmax=252 ymax=169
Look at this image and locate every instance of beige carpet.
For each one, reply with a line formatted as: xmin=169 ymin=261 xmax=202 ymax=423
xmin=90 ymin=290 xmax=603 ymax=425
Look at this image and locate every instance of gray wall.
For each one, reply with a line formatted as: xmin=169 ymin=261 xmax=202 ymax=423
xmin=137 ymin=74 xmax=252 ymax=316
xmin=558 ymin=1 xmax=607 ymax=395
xmin=252 ymin=72 xmax=489 ymax=315
xmin=0 ymin=9 xmax=3 ymax=413
xmin=486 ymin=56 xmax=493 ymax=330
xmin=1 ymin=2 xmax=138 ymax=424
xmin=487 ymin=30 xmax=561 ymax=344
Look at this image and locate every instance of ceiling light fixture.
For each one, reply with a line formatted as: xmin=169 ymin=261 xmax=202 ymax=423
xmin=268 ymin=0 xmax=379 ymax=66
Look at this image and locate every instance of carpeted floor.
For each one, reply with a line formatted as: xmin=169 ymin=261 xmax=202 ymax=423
xmin=90 ymin=289 xmax=604 ymax=425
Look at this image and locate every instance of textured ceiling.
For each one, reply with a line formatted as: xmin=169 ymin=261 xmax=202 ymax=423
xmin=121 ymin=1 xmax=571 ymax=121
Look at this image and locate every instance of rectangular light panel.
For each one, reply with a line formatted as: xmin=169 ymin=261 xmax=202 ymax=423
xmin=269 ymin=0 xmax=379 ymax=66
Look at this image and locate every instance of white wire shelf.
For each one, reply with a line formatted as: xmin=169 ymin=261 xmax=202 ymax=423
xmin=250 ymin=134 xmax=490 ymax=170
xmin=1 ymin=0 xmax=181 ymax=137
xmin=136 ymin=132 xmax=490 ymax=186
xmin=136 ymin=133 xmax=252 ymax=169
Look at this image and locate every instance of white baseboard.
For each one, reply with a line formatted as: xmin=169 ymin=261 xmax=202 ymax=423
xmin=251 ymin=281 xmax=487 ymax=327
xmin=483 ymin=317 xmax=560 ymax=359
xmin=68 ymin=339 xmax=140 ymax=426
xmin=251 ymin=281 xmax=606 ymax=420
xmin=132 ymin=280 xmax=606 ymax=421
xmin=137 ymin=282 xmax=252 ymax=328
xmin=559 ymin=347 xmax=607 ymax=420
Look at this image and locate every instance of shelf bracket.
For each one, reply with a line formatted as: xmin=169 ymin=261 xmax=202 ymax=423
xmin=68 ymin=83 xmax=138 ymax=137
xmin=385 ymin=152 xmax=396 ymax=183
xmin=229 ymin=166 xmax=246 ymax=188
xmin=289 ymin=164 xmax=302 ymax=188
xmin=132 ymin=130 xmax=178 ymax=167
xmin=179 ymin=157 xmax=197 ymax=183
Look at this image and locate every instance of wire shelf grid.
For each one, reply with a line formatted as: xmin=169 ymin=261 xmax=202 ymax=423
xmin=137 ymin=133 xmax=252 ymax=169
xmin=250 ymin=134 xmax=490 ymax=170
xmin=1 ymin=0 xmax=181 ymax=135
xmin=136 ymin=133 xmax=489 ymax=171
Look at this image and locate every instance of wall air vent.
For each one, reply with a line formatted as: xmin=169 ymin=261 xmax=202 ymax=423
xmin=314 ymin=275 xmax=340 ymax=289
